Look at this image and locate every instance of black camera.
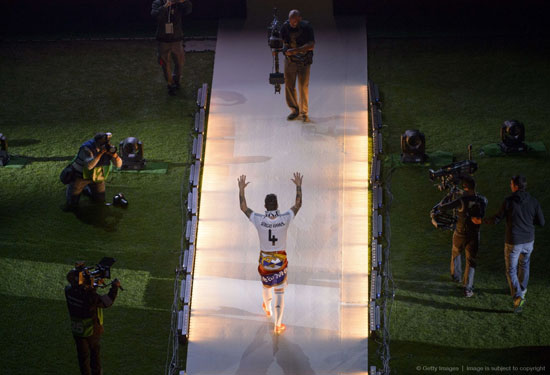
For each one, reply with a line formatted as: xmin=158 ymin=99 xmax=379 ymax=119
xmin=74 ymin=257 xmax=118 ymax=289
xmin=429 ymin=146 xmax=478 ymax=230
xmin=113 ymin=193 xmax=128 ymax=208
xmin=95 ymin=132 xmax=117 ymax=154
xmin=268 ymin=8 xmax=285 ymax=94
xmin=102 ymin=142 xmax=117 ymax=154
xmin=429 ymin=159 xmax=478 ymax=191
xmin=268 ymin=8 xmax=283 ymax=50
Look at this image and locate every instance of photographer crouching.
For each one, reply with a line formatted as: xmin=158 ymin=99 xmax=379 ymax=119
xmin=63 ymin=133 xmax=122 ymax=211
xmin=65 ymin=260 xmax=122 ymax=375
xmin=435 ymin=176 xmax=487 ymax=297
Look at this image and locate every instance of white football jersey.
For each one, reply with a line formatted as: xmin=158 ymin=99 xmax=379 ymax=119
xmin=249 ymin=210 xmax=294 ymax=252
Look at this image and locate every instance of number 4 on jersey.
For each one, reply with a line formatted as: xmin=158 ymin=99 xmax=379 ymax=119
xmin=268 ymin=229 xmax=278 ymax=246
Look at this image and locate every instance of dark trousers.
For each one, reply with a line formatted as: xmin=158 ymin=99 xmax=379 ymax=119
xmin=284 ymin=59 xmax=311 ymax=116
xmin=157 ymin=41 xmax=185 ymax=85
xmin=74 ymin=335 xmax=102 ymax=375
xmin=451 ymin=232 xmax=479 ymax=291
xmin=66 ymin=177 xmax=106 ymax=207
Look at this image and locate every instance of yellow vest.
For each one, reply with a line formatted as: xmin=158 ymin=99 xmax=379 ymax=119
xmin=83 ymin=164 xmax=112 ymax=182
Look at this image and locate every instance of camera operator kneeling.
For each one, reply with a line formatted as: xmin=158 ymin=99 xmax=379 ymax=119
xmin=65 ymin=269 xmax=121 ymax=375
xmin=64 ymin=133 xmax=122 ymax=211
xmin=437 ymin=176 xmax=487 ymax=297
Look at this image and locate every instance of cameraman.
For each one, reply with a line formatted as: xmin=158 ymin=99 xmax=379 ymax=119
xmin=65 ymin=133 xmax=122 ymax=211
xmin=280 ymin=10 xmax=315 ymax=122
xmin=437 ymin=176 xmax=487 ymax=297
xmin=151 ymin=0 xmax=192 ymax=96
xmin=65 ymin=269 xmax=121 ymax=375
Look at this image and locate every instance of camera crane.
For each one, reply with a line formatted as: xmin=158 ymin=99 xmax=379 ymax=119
xmin=268 ymin=7 xmax=285 ymax=94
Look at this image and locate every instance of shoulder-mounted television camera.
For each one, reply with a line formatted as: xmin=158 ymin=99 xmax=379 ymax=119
xmin=72 ymin=257 xmax=121 ymax=289
xmin=267 ymin=7 xmax=285 ymax=94
xmin=429 ymin=145 xmax=478 ymax=230
xmin=429 ymin=159 xmax=478 ymax=192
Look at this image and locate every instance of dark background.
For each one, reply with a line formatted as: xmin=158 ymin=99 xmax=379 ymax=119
xmin=1 ymin=0 xmax=549 ymax=37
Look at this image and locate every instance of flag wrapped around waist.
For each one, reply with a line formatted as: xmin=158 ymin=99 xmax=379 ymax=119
xmin=258 ymin=250 xmax=288 ymax=287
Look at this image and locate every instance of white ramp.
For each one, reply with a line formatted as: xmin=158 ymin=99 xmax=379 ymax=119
xmin=187 ymin=14 xmax=370 ymax=375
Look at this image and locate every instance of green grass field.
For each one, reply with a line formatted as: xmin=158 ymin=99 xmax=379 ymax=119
xmin=0 ymin=41 xmax=214 ymax=374
xmin=367 ymin=36 xmax=550 ymax=372
xmin=2 ymin=32 xmax=550 ymax=375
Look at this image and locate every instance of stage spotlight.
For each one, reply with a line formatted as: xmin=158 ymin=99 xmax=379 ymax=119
xmin=500 ymin=120 xmax=526 ymax=153
xmin=119 ymin=137 xmax=145 ymax=170
xmin=401 ymin=129 xmax=427 ymax=163
xmin=0 ymin=133 xmax=9 ymax=166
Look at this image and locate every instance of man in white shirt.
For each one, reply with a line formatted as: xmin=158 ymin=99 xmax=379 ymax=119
xmin=238 ymin=172 xmax=303 ymax=334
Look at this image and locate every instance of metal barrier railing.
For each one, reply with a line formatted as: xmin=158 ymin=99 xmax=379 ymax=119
xmin=368 ymin=80 xmax=393 ymax=375
xmin=166 ymin=83 xmax=209 ymax=375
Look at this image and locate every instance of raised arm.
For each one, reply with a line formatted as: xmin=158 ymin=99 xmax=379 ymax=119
xmin=85 ymin=148 xmax=106 ymax=170
xmin=238 ymin=175 xmax=253 ymax=218
xmin=110 ymin=151 xmax=123 ymax=169
xmin=290 ymin=172 xmax=303 ymax=216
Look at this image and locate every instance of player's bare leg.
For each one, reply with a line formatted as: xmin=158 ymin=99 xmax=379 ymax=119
xmin=273 ymin=286 xmax=286 ymax=333
xmin=262 ymin=286 xmax=273 ymax=317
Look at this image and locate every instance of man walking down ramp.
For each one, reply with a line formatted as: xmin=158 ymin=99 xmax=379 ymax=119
xmin=238 ymin=173 xmax=303 ymax=334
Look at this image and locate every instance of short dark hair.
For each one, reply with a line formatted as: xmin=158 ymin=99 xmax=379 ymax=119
xmin=511 ymin=175 xmax=527 ymax=191
xmin=265 ymin=194 xmax=278 ymax=211
xmin=289 ymin=9 xmax=301 ymax=19
xmin=461 ymin=175 xmax=476 ymax=190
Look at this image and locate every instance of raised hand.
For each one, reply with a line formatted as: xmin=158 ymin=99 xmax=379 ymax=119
xmin=291 ymin=172 xmax=303 ymax=187
xmin=238 ymin=175 xmax=253 ymax=217
xmin=238 ymin=175 xmax=250 ymax=190
xmin=291 ymin=172 xmax=303 ymax=216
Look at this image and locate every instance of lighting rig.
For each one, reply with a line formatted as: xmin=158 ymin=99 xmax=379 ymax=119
xmin=500 ymin=119 xmax=526 ymax=153
xmin=119 ymin=137 xmax=146 ymax=170
xmin=401 ymin=129 xmax=427 ymax=163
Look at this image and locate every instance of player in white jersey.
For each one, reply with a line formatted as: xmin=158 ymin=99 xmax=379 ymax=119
xmin=238 ymin=172 xmax=303 ymax=334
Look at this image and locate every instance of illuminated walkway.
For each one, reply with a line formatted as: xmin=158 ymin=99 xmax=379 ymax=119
xmin=186 ymin=12 xmax=370 ymax=375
